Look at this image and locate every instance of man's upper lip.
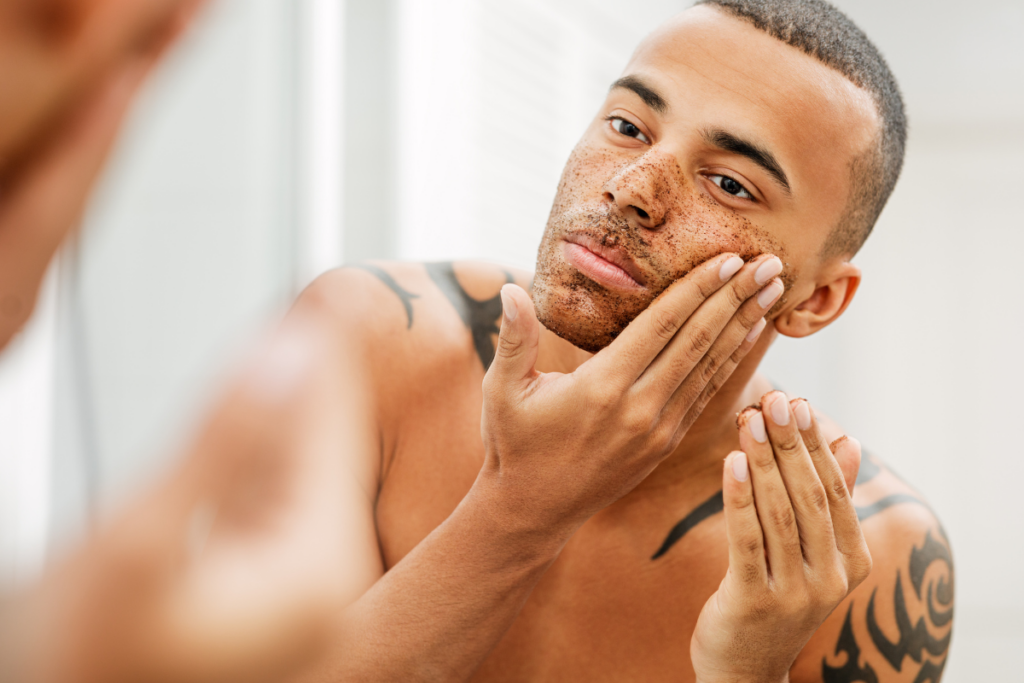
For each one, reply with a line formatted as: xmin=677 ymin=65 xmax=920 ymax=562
xmin=565 ymin=234 xmax=648 ymax=287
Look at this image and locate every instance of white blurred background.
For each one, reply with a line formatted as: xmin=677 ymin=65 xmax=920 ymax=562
xmin=0 ymin=0 xmax=1021 ymax=679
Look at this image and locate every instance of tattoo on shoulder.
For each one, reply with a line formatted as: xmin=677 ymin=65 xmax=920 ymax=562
xmin=351 ymin=264 xmax=420 ymax=329
xmin=823 ymin=526 xmax=954 ymax=682
xmin=351 ymin=262 xmax=513 ymax=370
xmin=854 ymin=454 xmax=933 ymax=523
xmin=425 ymin=262 xmax=513 ymax=370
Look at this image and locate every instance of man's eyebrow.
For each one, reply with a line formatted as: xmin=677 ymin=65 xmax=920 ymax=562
xmin=702 ymin=127 xmax=791 ymax=194
xmin=610 ymin=75 xmax=668 ymax=114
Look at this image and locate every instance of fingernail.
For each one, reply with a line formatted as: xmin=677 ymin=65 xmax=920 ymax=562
xmin=247 ymin=323 xmax=315 ymax=404
xmin=757 ymin=280 xmax=784 ymax=309
xmin=794 ymin=400 xmax=812 ymax=430
xmin=748 ymin=411 xmax=767 ymax=443
xmin=770 ymin=394 xmax=791 ymax=426
xmin=501 ymin=285 xmax=518 ymax=322
xmin=719 ymin=255 xmax=744 ymax=282
xmin=746 ymin=318 xmax=766 ymax=342
xmin=731 ymin=452 xmax=749 ymax=482
xmin=755 ymin=257 xmax=783 ymax=286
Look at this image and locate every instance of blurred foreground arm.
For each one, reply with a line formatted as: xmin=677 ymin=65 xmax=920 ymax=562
xmin=3 ymin=316 xmax=381 ymax=683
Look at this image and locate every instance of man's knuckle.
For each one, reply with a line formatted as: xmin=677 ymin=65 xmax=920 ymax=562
xmin=739 ymin=559 xmax=762 ymax=584
xmin=651 ymin=308 xmax=683 ymax=342
xmin=752 ymin=453 xmax=777 ymax=475
xmin=697 ymin=354 xmax=721 ymax=385
xmin=686 ymin=324 xmax=715 ymax=360
xmin=625 ymin=406 xmax=655 ymax=435
xmin=849 ymin=546 xmax=873 ymax=582
xmin=773 ymin=431 xmax=802 ymax=455
xmin=739 ymin=534 xmax=762 ymax=558
xmin=496 ymin=335 xmax=524 ymax=359
xmin=806 ymin=483 xmax=829 ymax=515
xmin=829 ymin=477 xmax=851 ymax=502
xmin=769 ymin=503 xmax=796 ymax=532
xmin=725 ymin=283 xmax=748 ymax=309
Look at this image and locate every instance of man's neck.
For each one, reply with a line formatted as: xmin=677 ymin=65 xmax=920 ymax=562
xmin=535 ymin=323 xmax=779 ymax=497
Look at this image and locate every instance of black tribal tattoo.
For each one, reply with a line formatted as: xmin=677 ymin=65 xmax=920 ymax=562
xmin=823 ymin=527 xmax=953 ymax=682
xmin=650 ymin=455 xmax=930 ymax=561
xmin=425 ymin=262 xmax=513 ymax=370
xmin=356 ymin=262 xmax=513 ymax=370
xmin=352 ymin=264 xmax=420 ymax=329
xmin=651 ymin=491 xmax=724 ymax=560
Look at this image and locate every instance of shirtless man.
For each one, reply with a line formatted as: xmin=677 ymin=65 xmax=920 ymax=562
xmin=293 ymin=1 xmax=954 ymax=681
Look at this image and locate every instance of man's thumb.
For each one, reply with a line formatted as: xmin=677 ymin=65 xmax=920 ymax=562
xmin=489 ymin=284 xmax=540 ymax=383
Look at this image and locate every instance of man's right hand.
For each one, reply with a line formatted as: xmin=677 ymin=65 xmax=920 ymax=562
xmin=480 ymin=252 xmax=786 ymax=533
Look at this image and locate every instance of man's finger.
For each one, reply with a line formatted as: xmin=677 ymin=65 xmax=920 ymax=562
xmin=676 ymin=323 xmax=778 ymax=439
xmin=792 ymin=400 xmax=865 ymax=563
xmin=737 ymin=407 xmax=802 ymax=582
xmin=0 ymin=57 xmax=149 ymax=349
xmin=722 ymin=451 xmax=767 ymax=587
xmin=589 ymin=253 xmax=742 ymax=387
xmin=760 ymin=392 xmax=835 ymax=570
xmin=637 ymin=257 xmax=782 ymax=408
xmin=486 ymin=284 xmax=541 ymax=389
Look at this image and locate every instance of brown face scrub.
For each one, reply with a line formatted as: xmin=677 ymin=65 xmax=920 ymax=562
xmin=533 ymin=143 xmax=795 ymax=354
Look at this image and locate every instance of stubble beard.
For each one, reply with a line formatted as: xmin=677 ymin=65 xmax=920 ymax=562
xmin=532 ymin=207 xmax=701 ymax=354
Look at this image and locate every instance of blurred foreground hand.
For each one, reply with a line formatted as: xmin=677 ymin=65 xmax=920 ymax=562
xmin=4 ymin=317 xmax=373 ymax=683
xmin=0 ymin=0 xmax=205 ymax=350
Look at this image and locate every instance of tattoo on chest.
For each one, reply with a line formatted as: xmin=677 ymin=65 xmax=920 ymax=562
xmin=822 ymin=527 xmax=953 ymax=683
xmin=651 ymin=490 xmax=724 ymax=560
xmin=355 ymin=262 xmax=514 ymax=370
xmin=425 ymin=263 xmax=514 ymax=370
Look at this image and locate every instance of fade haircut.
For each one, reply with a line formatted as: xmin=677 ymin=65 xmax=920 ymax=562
xmin=694 ymin=0 xmax=907 ymax=258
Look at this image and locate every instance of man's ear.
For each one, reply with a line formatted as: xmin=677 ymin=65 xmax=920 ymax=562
xmin=775 ymin=261 xmax=861 ymax=339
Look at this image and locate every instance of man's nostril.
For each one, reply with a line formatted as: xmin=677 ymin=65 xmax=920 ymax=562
xmin=634 ymin=206 xmax=650 ymax=221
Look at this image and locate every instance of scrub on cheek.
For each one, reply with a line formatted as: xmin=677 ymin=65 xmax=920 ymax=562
xmin=532 ymin=143 xmax=792 ymax=353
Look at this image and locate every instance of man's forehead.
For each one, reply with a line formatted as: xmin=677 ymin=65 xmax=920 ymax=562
xmin=623 ymin=6 xmax=880 ymax=162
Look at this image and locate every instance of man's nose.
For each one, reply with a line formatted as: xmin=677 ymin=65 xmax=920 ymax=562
xmin=602 ymin=154 xmax=673 ymax=231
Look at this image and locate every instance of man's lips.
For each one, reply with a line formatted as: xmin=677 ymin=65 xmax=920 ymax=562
xmin=561 ymin=236 xmax=647 ymax=291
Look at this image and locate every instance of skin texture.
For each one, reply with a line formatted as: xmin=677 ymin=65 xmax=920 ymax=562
xmin=292 ymin=6 xmax=951 ymax=683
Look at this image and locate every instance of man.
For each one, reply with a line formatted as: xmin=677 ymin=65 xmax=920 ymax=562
xmin=294 ymin=1 xmax=953 ymax=681
xmin=0 ymin=1 xmax=870 ymax=682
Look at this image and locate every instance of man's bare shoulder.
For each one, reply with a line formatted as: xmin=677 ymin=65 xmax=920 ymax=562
xmin=792 ymin=443 xmax=954 ymax=682
xmin=299 ymin=259 xmax=533 ymax=374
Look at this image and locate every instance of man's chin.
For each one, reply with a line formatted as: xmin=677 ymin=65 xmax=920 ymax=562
xmin=532 ymin=274 xmax=648 ymax=355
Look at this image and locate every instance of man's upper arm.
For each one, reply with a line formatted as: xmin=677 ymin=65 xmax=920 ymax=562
xmin=287 ymin=267 xmax=413 ymax=601
xmin=792 ymin=457 xmax=954 ymax=683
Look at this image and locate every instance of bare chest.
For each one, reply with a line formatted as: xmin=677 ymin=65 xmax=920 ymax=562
xmin=375 ymin=390 xmax=732 ymax=682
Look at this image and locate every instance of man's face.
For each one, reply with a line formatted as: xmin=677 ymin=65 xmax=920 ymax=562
xmin=533 ymin=7 xmax=880 ymax=353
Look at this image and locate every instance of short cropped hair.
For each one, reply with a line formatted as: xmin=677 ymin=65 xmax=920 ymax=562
xmin=694 ymin=0 xmax=907 ymax=258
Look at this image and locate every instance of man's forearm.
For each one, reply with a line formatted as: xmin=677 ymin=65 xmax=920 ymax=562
xmin=300 ymin=471 xmax=574 ymax=683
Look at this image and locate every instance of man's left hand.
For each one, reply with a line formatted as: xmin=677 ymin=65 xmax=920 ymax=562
xmin=690 ymin=392 xmax=872 ymax=683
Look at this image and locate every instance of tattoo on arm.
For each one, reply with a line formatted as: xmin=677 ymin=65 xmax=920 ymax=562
xmin=425 ymin=262 xmax=513 ymax=370
xmin=823 ymin=527 xmax=954 ymax=682
xmin=856 ymin=452 xmax=882 ymax=486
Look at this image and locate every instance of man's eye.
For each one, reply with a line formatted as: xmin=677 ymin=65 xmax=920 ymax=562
xmin=709 ymin=174 xmax=753 ymax=200
xmin=608 ymin=117 xmax=650 ymax=144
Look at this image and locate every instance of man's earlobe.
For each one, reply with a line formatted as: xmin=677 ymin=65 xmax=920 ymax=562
xmin=775 ymin=262 xmax=861 ymax=338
